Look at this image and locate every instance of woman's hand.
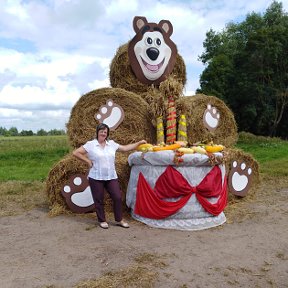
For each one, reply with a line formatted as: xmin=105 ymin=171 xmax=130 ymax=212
xmin=118 ymin=139 xmax=147 ymax=152
xmin=87 ymin=160 xmax=93 ymax=168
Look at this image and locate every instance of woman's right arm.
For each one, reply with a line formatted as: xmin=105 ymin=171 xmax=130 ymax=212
xmin=72 ymin=146 xmax=93 ymax=168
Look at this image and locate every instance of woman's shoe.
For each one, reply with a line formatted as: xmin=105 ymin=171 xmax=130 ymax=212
xmin=99 ymin=222 xmax=109 ymax=229
xmin=116 ymin=220 xmax=129 ymax=228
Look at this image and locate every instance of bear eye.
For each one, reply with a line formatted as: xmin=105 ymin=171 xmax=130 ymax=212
xmin=145 ymin=37 xmax=153 ymax=45
xmin=155 ymin=38 xmax=161 ymax=47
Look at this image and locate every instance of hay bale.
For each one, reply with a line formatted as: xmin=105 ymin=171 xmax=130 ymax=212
xmin=46 ymin=153 xmax=132 ymax=215
xmin=224 ymin=147 xmax=260 ymax=200
xmin=177 ymin=94 xmax=238 ymax=147
xmin=45 ymin=154 xmax=88 ymax=214
xmin=109 ymin=43 xmax=186 ymax=95
xmin=66 ymin=87 xmax=156 ymax=148
xmin=115 ymin=152 xmax=132 ymax=197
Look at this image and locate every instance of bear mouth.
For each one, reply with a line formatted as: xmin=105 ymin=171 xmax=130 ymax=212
xmin=141 ymin=57 xmax=165 ymax=73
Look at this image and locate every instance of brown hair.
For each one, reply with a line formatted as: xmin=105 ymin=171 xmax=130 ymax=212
xmin=96 ymin=123 xmax=110 ymax=140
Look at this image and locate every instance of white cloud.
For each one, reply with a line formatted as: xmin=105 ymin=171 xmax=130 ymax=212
xmin=0 ymin=0 xmax=287 ymax=132
xmin=0 ymin=107 xmax=70 ymax=132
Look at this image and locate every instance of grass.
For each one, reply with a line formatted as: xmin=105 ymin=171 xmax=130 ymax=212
xmin=0 ymin=135 xmax=70 ymax=181
xmin=1 ymin=133 xmax=287 ymax=182
xmin=0 ymin=135 xmax=71 ymax=216
xmin=0 ymin=132 xmax=287 ymax=216
xmin=236 ymin=132 xmax=288 ymax=177
xmin=0 ymin=180 xmax=47 ymax=216
xmin=0 ymin=133 xmax=287 ymax=217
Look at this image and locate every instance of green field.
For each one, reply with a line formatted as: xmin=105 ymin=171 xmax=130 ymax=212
xmin=0 ymin=135 xmax=71 ymax=215
xmin=236 ymin=132 xmax=288 ymax=177
xmin=1 ymin=133 xmax=287 ymax=181
xmin=0 ymin=133 xmax=287 ymax=216
xmin=0 ymin=135 xmax=71 ymax=181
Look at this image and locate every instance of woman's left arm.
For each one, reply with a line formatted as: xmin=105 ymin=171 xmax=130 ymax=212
xmin=118 ymin=140 xmax=147 ymax=152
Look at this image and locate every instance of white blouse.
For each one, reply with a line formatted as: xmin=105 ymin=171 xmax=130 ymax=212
xmin=83 ymin=139 xmax=120 ymax=180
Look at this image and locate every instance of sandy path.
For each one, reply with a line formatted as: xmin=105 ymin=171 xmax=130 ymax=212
xmin=0 ymin=188 xmax=287 ymax=288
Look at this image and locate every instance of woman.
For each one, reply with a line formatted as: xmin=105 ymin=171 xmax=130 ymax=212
xmin=73 ymin=123 xmax=146 ymax=229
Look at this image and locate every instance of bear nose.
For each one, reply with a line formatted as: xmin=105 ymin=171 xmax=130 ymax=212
xmin=146 ymin=47 xmax=159 ymax=61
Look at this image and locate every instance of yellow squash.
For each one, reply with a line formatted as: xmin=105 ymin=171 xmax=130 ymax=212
xmin=152 ymin=143 xmax=181 ymax=152
xmin=192 ymin=146 xmax=208 ymax=155
xmin=205 ymin=144 xmax=225 ymax=153
xmin=177 ymin=147 xmax=195 ymax=154
xmin=137 ymin=143 xmax=153 ymax=152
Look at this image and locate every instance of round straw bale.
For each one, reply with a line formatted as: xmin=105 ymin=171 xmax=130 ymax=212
xmin=45 ymin=154 xmax=88 ymax=214
xmin=66 ymin=87 xmax=156 ymax=148
xmin=46 ymin=153 xmax=132 ymax=215
xmin=109 ymin=43 xmax=187 ymax=95
xmin=224 ymin=147 xmax=260 ymax=200
xmin=115 ymin=152 xmax=132 ymax=198
xmin=177 ymin=94 xmax=238 ymax=147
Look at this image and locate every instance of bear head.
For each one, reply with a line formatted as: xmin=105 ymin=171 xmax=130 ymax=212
xmin=128 ymin=16 xmax=178 ymax=85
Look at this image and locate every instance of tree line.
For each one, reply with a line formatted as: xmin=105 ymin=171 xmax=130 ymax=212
xmin=0 ymin=127 xmax=66 ymax=137
xmin=197 ymin=1 xmax=288 ymax=139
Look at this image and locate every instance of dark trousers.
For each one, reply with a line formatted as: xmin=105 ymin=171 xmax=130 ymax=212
xmin=88 ymin=178 xmax=122 ymax=222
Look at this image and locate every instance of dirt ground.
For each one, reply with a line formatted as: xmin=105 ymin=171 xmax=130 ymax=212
xmin=1 ymin=184 xmax=287 ymax=288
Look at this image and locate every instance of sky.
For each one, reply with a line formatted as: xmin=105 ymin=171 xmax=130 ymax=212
xmin=1 ymin=0 xmax=287 ymax=133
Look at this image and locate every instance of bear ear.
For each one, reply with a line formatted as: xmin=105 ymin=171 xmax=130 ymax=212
xmin=158 ymin=20 xmax=173 ymax=37
xmin=133 ymin=16 xmax=148 ymax=33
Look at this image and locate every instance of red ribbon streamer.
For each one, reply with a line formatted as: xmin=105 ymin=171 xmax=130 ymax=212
xmin=134 ymin=165 xmax=227 ymax=219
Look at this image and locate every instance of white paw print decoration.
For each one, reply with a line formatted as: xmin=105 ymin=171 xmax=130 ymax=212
xmin=94 ymin=99 xmax=125 ymax=130
xmin=61 ymin=173 xmax=95 ymax=213
xmin=228 ymin=161 xmax=253 ymax=197
xmin=203 ymin=104 xmax=220 ymax=132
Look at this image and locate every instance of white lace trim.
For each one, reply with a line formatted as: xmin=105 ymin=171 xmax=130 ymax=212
xmin=131 ymin=211 xmax=226 ymax=231
xmin=126 ymin=152 xmax=226 ymax=231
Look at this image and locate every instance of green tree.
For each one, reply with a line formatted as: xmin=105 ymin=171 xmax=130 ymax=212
xmin=198 ymin=1 xmax=288 ymax=138
xmin=8 ymin=127 xmax=19 ymax=136
xmin=37 ymin=129 xmax=48 ymax=136
xmin=20 ymin=130 xmax=34 ymax=136
xmin=48 ymin=129 xmax=66 ymax=135
xmin=0 ymin=127 xmax=8 ymax=136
